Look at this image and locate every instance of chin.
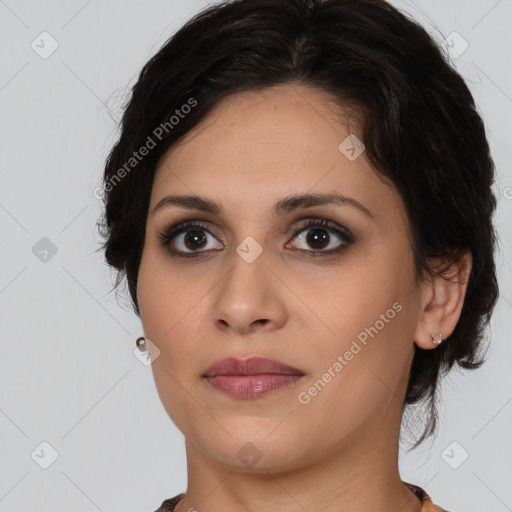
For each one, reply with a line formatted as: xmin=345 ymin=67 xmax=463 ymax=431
xmin=197 ymin=426 xmax=309 ymax=473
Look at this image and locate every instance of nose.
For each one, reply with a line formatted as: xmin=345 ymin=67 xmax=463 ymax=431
xmin=210 ymin=247 xmax=288 ymax=336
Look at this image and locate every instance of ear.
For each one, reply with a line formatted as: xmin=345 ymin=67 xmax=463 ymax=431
xmin=413 ymin=250 xmax=472 ymax=350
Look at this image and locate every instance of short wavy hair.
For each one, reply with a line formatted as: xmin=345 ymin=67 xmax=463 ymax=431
xmin=97 ymin=0 xmax=499 ymax=449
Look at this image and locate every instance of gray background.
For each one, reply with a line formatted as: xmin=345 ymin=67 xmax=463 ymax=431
xmin=1 ymin=0 xmax=511 ymax=510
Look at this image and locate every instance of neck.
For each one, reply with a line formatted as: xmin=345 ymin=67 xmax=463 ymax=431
xmin=174 ymin=413 xmax=422 ymax=512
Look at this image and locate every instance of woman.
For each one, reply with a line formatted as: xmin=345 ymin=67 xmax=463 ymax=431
xmin=97 ymin=0 xmax=499 ymax=510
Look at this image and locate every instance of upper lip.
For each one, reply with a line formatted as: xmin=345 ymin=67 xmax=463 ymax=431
xmin=203 ymin=357 xmax=305 ymax=377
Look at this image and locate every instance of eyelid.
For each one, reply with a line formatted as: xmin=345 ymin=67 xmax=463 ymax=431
xmin=157 ymin=219 xmax=222 ymax=247
xmin=290 ymin=217 xmax=354 ymax=242
xmin=157 ymin=216 xmax=355 ymax=257
xmin=160 ymin=215 xmax=351 ymax=236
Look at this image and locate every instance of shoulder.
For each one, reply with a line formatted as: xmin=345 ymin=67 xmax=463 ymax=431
xmin=153 ymin=492 xmax=185 ymax=512
xmin=403 ymin=481 xmax=453 ymax=512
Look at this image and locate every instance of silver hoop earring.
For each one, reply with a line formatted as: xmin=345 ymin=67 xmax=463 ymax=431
xmin=429 ymin=333 xmax=443 ymax=345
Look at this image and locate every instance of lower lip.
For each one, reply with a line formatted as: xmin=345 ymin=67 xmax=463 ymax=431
xmin=204 ymin=374 xmax=305 ymax=399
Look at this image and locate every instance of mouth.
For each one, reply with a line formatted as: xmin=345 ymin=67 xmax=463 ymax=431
xmin=204 ymin=374 xmax=305 ymax=399
xmin=202 ymin=356 xmax=306 ymax=399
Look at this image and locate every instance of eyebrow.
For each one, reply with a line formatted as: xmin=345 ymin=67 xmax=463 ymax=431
xmin=151 ymin=192 xmax=374 ymax=219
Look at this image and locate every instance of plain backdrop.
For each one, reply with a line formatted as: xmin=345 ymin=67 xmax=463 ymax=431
xmin=1 ymin=0 xmax=511 ymax=510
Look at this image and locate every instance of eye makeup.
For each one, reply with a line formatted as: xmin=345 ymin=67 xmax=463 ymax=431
xmin=156 ymin=216 xmax=356 ymax=260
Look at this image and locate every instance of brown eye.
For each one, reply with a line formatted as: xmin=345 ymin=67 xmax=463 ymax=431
xmin=182 ymin=230 xmax=208 ymax=251
xmin=304 ymin=228 xmax=329 ymax=250
xmin=287 ymin=218 xmax=355 ymax=256
xmin=158 ymin=217 xmax=354 ymax=260
xmin=157 ymin=220 xmax=223 ymax=258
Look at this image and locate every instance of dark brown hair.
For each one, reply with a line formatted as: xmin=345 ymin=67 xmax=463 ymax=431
xmin=97 ymin=0 xmax=499 ymax=449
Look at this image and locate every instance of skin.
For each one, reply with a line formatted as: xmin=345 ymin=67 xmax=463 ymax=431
xmin=136 ymin=84 xmax=472 ymax=512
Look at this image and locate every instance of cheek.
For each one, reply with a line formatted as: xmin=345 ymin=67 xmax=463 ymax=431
xmin=288 ymin=244 xmax=414 ymax=398
xmin=137 ymin=245 xmax=207 ymax=339
xmin=282 ymin=243 xmax=406 ymax=338
xmin=139 ymin=288 xmax=206 ymax=434
xmin=137 ymin=249 xmax=211 ymax=409
xmin=138 ymin=264 xmax=202 ymax=377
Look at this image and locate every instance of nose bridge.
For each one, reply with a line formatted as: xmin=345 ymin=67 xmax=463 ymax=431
xmin=221 ymin=237 xmax=269 ymax=302
xmin=225 ymin=213 xmax=270 ymax=284
xmin=210 ymin=235 xmax=285 ymax=332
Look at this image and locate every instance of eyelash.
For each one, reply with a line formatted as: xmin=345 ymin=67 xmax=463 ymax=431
xmin=157 ymin=218 xmax=355 ymax=259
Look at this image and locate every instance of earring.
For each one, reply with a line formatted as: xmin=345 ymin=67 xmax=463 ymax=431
xmin=136 ymin=336 xmax=147 ymax=351
xmin=429 ymin=333 xmax=443 ymax=345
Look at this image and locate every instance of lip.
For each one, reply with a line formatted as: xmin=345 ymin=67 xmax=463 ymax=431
xmin=202 ymin=357 xmax=306 ymax=399
xmin=203 ymin=356 xmax=305 ymax=377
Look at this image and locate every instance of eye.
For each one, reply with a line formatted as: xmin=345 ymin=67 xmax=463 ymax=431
xmin=157 ymin=217 xmax=355 ymax=259
xmin=157 ymin=220 xmax=223 ymax=259
xmin=286 ymin=218 xmax=355 ymax=257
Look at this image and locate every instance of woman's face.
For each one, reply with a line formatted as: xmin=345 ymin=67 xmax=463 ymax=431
xmin=137 ymin=84 xmax=426 ymax=472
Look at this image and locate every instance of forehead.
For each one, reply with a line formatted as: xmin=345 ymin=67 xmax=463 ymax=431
xmin=162 ymin=84 xmax=361 ymax=162
xmin=151 ymin=84 xmax=402 ymax=223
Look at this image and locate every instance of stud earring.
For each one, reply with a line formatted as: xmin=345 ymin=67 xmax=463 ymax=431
xmin=136 ymin=336 xmax=147 ymax=351
xmin=429 ymin=333 xmax=443 ymax=345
